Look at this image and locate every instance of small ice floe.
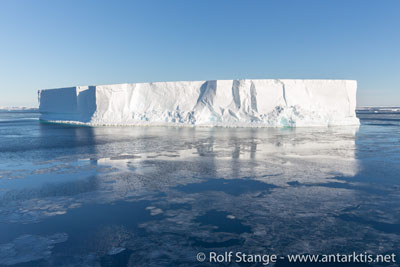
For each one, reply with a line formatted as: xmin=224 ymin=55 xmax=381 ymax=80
xmin=226 ymin=215 xmax=236 ymax=220
xmin=110 ymin=154 xmax=140 ymax=160
xmin=146 ymin=206 xmax=163 ymax=216
xmin=107 ymin=247 xmax=126 ymax=255
xmin=0 ymin=233 xmax=67 ymax=265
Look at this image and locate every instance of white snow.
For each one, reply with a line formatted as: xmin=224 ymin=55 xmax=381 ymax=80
xmin=38 ymin=79 xmax=359 ymax=127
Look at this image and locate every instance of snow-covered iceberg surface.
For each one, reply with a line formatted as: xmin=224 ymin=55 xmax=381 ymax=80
xmin=38 ymin=79 xmax=359 ymax=127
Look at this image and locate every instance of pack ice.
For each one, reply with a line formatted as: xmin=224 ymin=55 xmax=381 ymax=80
xmin=38 ymin=79 xmax=359 ymax=127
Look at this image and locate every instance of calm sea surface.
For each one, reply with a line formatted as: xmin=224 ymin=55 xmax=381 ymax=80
xmin=0 ymin=108 xmax=399 ymax=266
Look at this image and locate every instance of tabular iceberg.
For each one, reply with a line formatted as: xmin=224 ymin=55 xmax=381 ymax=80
xmin=38 ymin=79 xmax=359 ymax=127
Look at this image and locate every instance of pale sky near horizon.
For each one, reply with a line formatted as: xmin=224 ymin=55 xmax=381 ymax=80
xmin=0 ymin=0 xmax=399 ymax=107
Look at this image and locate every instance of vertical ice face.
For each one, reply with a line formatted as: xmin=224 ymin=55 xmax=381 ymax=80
xmin=38 ymin=79 xmax=359 ymax=127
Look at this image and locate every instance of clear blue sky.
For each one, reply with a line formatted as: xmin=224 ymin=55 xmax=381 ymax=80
xmin=0 ymin=0 xmax=399 ymax=107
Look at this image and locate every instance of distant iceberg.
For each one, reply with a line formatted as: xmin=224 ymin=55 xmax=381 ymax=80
xmin=38 ymin=79 xmax=359 ymax=127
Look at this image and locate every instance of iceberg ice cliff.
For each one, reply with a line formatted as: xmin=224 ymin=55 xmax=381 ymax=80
xmin=38 ymin=79 xmax=359 ymax=127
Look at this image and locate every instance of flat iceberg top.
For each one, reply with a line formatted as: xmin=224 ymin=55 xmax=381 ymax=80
xmin=38 ymin=79 xmax=359 ymax=127
xmin=82 ymin=78 xmax=357 ymax=87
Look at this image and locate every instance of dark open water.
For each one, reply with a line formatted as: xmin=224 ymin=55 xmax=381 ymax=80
xmin=0 ymin=108 xmax=399 ymax=266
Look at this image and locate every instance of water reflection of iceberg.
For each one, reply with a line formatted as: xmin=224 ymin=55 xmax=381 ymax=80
xmin=93 ymin=126 xmax=360 ymax=193
xmin=0 ymin=126 xmax=361 ymax=225
xmin=6 ymin=125 xmax=391 ymax=266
